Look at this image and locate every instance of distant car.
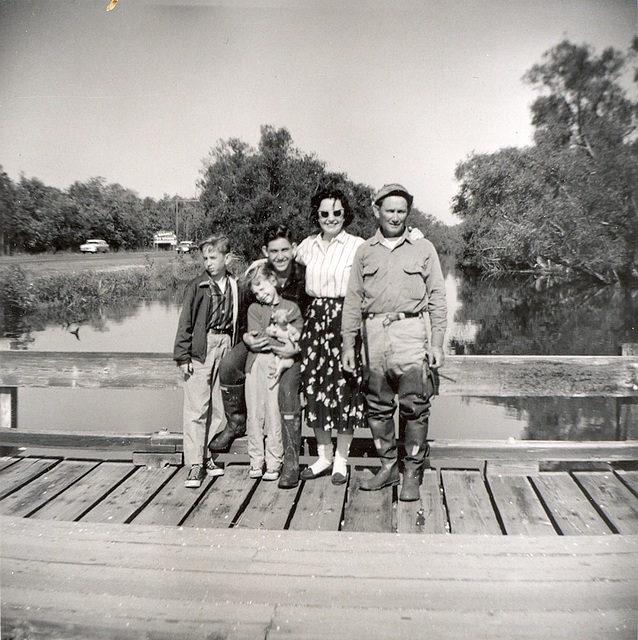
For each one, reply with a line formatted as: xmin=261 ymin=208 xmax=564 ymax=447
xmin=175 ymin=240 xmax=195 ymax=254
xmin=80 ymin=239 xmax=110 ymax=253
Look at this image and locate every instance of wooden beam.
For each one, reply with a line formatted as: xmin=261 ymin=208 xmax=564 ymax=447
xmin=1 ymin=351 xmax=637 ymax=397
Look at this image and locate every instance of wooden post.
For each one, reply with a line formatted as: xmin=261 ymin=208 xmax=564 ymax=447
xmin=617 ymin=344 xmax=638 ymax=440
xmin=0 ymin=387 xmax=17 ymax=429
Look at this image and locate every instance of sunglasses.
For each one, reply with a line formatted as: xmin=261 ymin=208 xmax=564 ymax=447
xmin=319 ymin=209 xmax=344 ymax=219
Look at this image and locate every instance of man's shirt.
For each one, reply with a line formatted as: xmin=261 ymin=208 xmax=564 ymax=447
xmin=341 ymin=228 xmax=447 ymax=348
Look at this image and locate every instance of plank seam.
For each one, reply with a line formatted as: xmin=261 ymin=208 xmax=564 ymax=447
xmin=228 ymin=471 xmax=262 ymax=528
xmin=482 ymin=468 xmax=508 ymax=536
xmin=282 ymin=480 xmax=307 ymax=531
xmin=570 ymin=473 xmax=619 ymax=535
xmin=123 ymin=466 xmax=180 ymax=525
xmin=613 ymin=470 xmax=638 ymax=500
xmin=0 ymin=457 xmax=62 ymax=501
xmin=176 ymin=475 xmax=220 ymax=527
xmin=527 ymin=476 xmax=564 ymax=535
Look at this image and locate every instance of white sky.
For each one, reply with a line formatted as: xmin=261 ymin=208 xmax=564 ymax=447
xmin=1 ymin=0 xmax=635 ymax=224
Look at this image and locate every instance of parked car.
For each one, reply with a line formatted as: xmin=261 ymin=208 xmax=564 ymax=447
xmin=175 ymin=240 xmax=195 ymax=254
xmin=80 ymin=239 xmax=110 ymax=253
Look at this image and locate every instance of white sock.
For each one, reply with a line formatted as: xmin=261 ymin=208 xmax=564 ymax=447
xmin=333 ymin=433 xmax=353 ymax=476
xmin=309 ymin=443 xmax=333 ymax=474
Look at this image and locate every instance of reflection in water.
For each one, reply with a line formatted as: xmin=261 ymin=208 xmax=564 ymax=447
xmin=3 ymin=271 xmax=636 ymax=440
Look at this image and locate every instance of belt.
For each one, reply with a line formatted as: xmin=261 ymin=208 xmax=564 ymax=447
xmin=363 ymin=312 xmax=422 ymax=320
xmin=208 ymin=327 xmax=232 ymax=335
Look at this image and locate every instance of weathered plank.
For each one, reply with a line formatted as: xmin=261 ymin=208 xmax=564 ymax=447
xmin=574 ymin=471 xmax=638 ymax=535
xmin=486 ymin=473 xmax=555 ymax=536
xmin=341 ymin=467 xmax=393 ymax=532
xmin=616 ymin=470 xmax=638 ymax=497
xmin=2 ymin=351 xmax=637 ymax=396
xmin=442 ymin=469 xmax=502 ymax=535
xmin=397 ymin=469 xmax=447 ymax=534
xmin=530 ymin=472 xmax=612 ymax=536
xmin=31 ymin=462 xmax=134 ymax=522
xmin=130 ymin=465 xmax=214 ymax=526
xmin=0 ymin=456 xmax=20 ymax=472
xmin=0 ymin=460 xmax=98 ymax=517
xmin=235 ymin=477 xmax=299 ymax=530
xmin=0 ymin=457 xmax=60 ymax=499
xmin=80 ymin=466 xmax=176 ymax=524
xmin=183 ymin=464 xmax=257 ymax=528
xmin=288 ymin=473 xmax=347 ymax=531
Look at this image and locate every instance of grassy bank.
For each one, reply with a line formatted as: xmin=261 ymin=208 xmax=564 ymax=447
xmin=1 ymin=255 xmax=205 ymax=318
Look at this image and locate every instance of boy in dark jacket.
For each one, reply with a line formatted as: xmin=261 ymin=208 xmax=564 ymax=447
xmin=173 ymin=234 xmax=244 ymax=488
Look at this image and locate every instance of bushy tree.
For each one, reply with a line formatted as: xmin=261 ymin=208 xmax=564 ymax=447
xmin=454 ymin=40 xmax=638 ymax=283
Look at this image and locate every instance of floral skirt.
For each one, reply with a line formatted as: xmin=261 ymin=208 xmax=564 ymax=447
xmin=300 ymin=297 xmax=366 ymax=433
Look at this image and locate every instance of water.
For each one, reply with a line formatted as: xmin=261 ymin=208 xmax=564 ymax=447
xmin=3 ymin=270 xmax=636 ymax=441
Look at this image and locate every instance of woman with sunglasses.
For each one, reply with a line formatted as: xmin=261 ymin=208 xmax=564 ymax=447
xmin=294 ymin=186 xmax=366 ymax=485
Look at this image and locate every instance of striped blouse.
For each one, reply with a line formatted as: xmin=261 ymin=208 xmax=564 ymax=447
xmin=295 ymin=231 xmax=365 ymax=299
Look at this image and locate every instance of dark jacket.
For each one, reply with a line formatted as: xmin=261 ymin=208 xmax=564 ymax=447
xmin=173 ymin=272 xmax=246 ymax=365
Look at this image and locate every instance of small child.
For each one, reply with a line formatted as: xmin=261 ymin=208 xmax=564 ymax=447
xmin=242 ymin=263 xmax=303 ymax=480
xmin=173 ymin=234 xmax=242 ymax=488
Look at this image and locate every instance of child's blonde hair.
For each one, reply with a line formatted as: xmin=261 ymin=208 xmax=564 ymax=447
xmin=241 ymin=261 xmax=277 ymax=291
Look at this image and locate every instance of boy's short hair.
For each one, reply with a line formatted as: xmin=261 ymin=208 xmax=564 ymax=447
xmin=198 ymin=233 xmax=230 ymax=254
xmin=263 ymin=224 xmax=294 ymax=247
xmin=241 ymin=261 xmax=277 ymax=291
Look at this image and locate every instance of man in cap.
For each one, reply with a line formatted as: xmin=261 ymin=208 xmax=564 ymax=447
xmin=341 ymin=184 xmax=447 ymax=501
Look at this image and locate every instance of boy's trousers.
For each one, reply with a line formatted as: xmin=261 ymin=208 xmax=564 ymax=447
xmin=183 ymin=332 xmax=231 ymax=467
xmin=245 ymin=353 xmax=284 ymax=471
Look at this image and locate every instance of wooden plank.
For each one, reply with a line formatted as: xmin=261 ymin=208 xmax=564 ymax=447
xmin=341 ymin=467 xmax=393 ymax=532
xmin=0 ymin=456 xmax=20 ymax=472
xmin=31 ymin=462 xmax=134 ymax=522
xmin=574 ymin=471 xmax=638 ymax=535
xmin=531 ymin=472 xmax=612 ymax=536
xmin=183 ymin=464 xmax=257 ymax=528
xmin=2 ymin=351 xmax=637 ymax=396
xmin=442 ymin=470 xmax=502 ymax=535
xmin=235 ymin=477 xmax=299 ymax=530
xmin=0 ymin=460 xmax=98 ymax=517
xmin=616 ymin=470 xmax=638 ymax=496
xmin=0 ymin=430 xmax=177 ymax=451
xmin=130 ymin=466 xmax=215 ymax=526
xmin=397 ymin=469 xmax=447 ymax=534
xmin=288 ymin=473 xmax=347 ymax=531
xmin=486 ymin=474 xmax=555 ymax=536
xmin=80 ymin=466 xmax=176 ymax=524
xmin=0 ymin=457 xmax=60 ymax=499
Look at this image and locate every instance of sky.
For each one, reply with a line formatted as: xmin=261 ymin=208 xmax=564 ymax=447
xmin=0 ymin=0 xmax=636 ymax=225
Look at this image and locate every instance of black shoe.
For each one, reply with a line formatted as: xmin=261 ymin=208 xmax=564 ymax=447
xmin=300 ymin=465 xmax=332 ymax=480
xmin=331 ymin=471 xmax=348 ymax=486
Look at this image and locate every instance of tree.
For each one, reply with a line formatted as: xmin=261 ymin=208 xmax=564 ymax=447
xmin=0 ymin=167 xmax=17 ymax=254
xmin=454 ymin=40 xmax=638 ymax=283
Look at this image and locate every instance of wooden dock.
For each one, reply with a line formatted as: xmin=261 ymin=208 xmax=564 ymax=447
xmin=1 ymin=349 xmax=637 ymax=638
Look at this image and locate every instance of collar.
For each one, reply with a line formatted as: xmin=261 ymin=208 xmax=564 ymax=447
xmin=312 ymin=229 xmax=347 ymax=247
xmin=198 ymin=274 xmax=228 ymax=289
xmin=371 ymin=228 xmax=411 ymax=246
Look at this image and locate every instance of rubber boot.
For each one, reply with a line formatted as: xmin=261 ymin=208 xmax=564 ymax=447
xmin=399 ymin=468 xmax=421 ymax=501
xmin=278 ymin=413 xmax=301 ymax=489
xmin=400 ymin=417 xmax=429 ymax=501
xmin=360 ymin=417 xmax=399 ymax=491
xmin=208 ymin=384 xmax=247 ymax=452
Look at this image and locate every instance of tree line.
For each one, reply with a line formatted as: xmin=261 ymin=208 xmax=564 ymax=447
xmin=1 ymin=39 xmax=635 ymax=283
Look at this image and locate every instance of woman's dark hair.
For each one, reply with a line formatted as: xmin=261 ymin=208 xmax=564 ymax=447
xmin=309 ymin=187 xmax=353 ymax=228
xmin=263 ymin=223 xmax=294 ymax=247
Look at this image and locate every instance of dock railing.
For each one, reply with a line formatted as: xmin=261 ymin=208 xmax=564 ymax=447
xmin=1 ymin=348 xmax=637 ymax=466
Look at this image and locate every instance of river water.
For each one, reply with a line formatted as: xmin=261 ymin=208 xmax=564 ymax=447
xmin=2 ymin=268 xmax=636 ymax=441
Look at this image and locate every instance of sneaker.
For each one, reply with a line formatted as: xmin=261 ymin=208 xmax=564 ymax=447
xmin=205 ymin=458 xmax=224 ymax=477
xmin=249 ymin=467 xmax=263 ymax=479
xmin=185 ymin=464 xmax=205 ymax=488
xmin=263 ymin=469 xmax=280 ymax=481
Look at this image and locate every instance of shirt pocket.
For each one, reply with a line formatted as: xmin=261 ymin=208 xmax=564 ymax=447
xmin=402 ymin=261 xmax=427 ymax=302
xmin=361 ymin=263 xmax=381 ymax=302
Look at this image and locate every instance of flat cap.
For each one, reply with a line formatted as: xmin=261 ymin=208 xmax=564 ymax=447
xmin=372 ymin=183 xmax=414 ymax=207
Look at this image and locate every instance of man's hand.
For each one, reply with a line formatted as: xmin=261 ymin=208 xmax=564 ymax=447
xmin=342 ymin=346 xmax=356 ymax=374
xmin=243 ymin=331 xmax=271 ymax=353
xmin=179 ymin=362 xmax=193 ymax=379
xmin=428 ymin=346 xmax=445 ymax=369
xmin=270 ymin=341 xmax=300 ymax=358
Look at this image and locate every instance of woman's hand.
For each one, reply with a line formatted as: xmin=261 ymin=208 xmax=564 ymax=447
xmin=243 ymin=331 xmax=271 ymax=353
xmin=342 ymin=346 xmax=356 ymax=374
